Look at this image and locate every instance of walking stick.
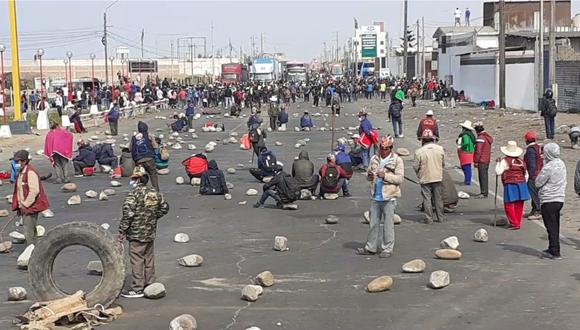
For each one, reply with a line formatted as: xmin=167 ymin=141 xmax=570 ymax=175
xmin=493 ymin=174 xmax=499 ymax=227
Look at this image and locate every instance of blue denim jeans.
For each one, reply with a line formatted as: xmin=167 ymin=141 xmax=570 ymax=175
xmin=392 ymin=117 xmax=403 ymax=137
xmin=544 ymin=116 xmax=555 ymax=139
xmin=365 ymin=199 xmax=396 ymax=253
xmin=362 ymin=148 xmax=371 ymax=168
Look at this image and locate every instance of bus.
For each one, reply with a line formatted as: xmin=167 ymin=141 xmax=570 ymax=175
xmin=285 ymin=61 xmax=307 ymax=81
xmin=329 ymin=63 xmax=344 ymax=79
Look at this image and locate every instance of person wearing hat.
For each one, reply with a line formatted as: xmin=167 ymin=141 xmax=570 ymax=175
xmin=348 ymin=134 xmax=364 ymax=169
xmin=414 ymin=129 xmax=445 ymax=224
xmin=44 ymin=121 xmax=74 ymax=184
xmin=358 ymin=110 xmax=376 ymax=168
xmin=474 ymin=122 xmax=493 ymax=198
xmin=254 ymin=165 xmax=299 ymax=208
xmin=267 ymin=97 xmax=280 ymax=131
xmin=107 ymin=101 xmax=120 ymax=136
xmin=358 ymin=135 xmax=403 ymax=258
xmin=300 ymin=111 xmax=314 ymax=130
xmin=416 ymin=110 xmax=439 ymax=141
xmin=388 ymin=92 xmax=404 ymax=138
xmin=318 ymin=154 xmax=350 ymax=198
xmin=535 ymin=143 xmax=566 ymax=259
xmin=539 ymin=88 xmax=557 ymax=140
xmin=523 ymin=131 xmax=543 ymax=220
xmin=118 ymin=166 xmax=169 ymax=298
xmin=130 ymin=121 xmax=160 ymax=191
xmin=457 ymin=120 xmax=476 ymax=185
xmin=495 ymin=141 xmax=530 ymax=230
xmin=95 ymin=139 xmax=122 ymax=178
xmin=73 ymin=139 xmax=96 ymax=177
xmin=335 ymin=143 xmax=353 ymax=179
xmin=11 ymin=150 xmax=50 ymax=245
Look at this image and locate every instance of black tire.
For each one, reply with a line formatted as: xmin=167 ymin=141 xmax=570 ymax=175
xmin=28 ymin=221 xmax=125 ymax=308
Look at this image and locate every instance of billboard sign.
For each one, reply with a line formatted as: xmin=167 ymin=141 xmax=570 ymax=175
xmin=361 ymin=33 xmax=377 ymax=58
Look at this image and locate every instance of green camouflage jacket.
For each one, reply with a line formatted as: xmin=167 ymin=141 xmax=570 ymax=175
xmin=119 ymin=185 xmax=169 ymax=242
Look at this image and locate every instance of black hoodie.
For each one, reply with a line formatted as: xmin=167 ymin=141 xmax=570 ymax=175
xmin=292 ymin=151 xmax=315 ymax=185
xmin=200 ymin=160 xmax=228 ymax=195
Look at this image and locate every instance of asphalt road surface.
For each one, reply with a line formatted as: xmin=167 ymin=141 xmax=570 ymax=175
xmin=1 ymin=99 xmax=579 ymax=330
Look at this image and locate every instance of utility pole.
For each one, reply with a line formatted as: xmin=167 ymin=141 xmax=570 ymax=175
xmin=499 ymin=0 xmax=506 ymax=108
xmin=170 ymin=40 xmax=174 ymax=80
xmin=260 ymin=33 xmax=264 ymax=55
xmin=189 ymin=42 xmax=194 ymax=79
xmin=549 ymin=0 xmax=556 ymax=88
xmin=211 ymin=21 xmax=214 ymax=80
xmin=323 ymin=42 xmax=327 ymax=63
xmin=422 ymin=16 xmax=426 ymax=80
xmin=103 ymin=13 xmax=109 ymax=86
xmin=141 ymin=29 xmax=144 ymax=58
xmin=417 ymin=19 xmax=420 ymax=78
xmin=403 ymin=0 xmax=408 ymax=78
xmin=335 ymin=31 xmax=339 ymax=63
xmin=250 ymin=36 xmax=255 ymax=59
xmin=539 ymin=0 xmax=545 ymax=98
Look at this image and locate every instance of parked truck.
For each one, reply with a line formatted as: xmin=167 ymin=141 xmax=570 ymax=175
xmin=220 ymin=63 xmax=248 ymax=84
xmin=285 ymin=61 xmax=307 ymax=81
xmin=251 ymin=57 xmax=279 ymax=82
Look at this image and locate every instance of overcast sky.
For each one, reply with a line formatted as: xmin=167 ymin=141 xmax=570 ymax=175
xmin=0 ymin=0 xmax=579 ymax=62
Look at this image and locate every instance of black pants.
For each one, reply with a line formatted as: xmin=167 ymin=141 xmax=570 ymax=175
xmin=249 ymin=168 xmax=264 ymax=181
xmin=477 ymin=163 xmax=489 ymax=196
xmin=527 ymin=178 xmax=541 ymax=213
xmin=109 ymin=120 xmax=118 ymax=136
xmin=269 ymin=116 xmax=277 ymax=131
xmin=73 ymin=160 xmax=91 ymax=175
xmin=541 ymin=202 xmax=563 ymax=257
xmin=137 ymin=158 xmax=159 ymax=191
xmin=313 ymin=96 xmax=319 ymax=107
xmin=258 ymin=188 xmax=282 ymax=205
xmin=99 ymin=157 xmax=118 ymax=168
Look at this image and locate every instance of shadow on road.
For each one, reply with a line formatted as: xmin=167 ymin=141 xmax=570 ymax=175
xmin=497 ymin=243 xmax=541 ymax=257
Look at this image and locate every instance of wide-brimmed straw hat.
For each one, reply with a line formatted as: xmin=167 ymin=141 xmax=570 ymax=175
xmin=500 ymin=141 xmax=523 ymax=157
xmin=460 ymin=120 xmax=473 ymax=130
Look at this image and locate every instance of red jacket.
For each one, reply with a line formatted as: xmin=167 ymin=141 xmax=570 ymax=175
xmin=319 ymin=163 xmax=347 ymax=193
xmin=417 ymin=117 xmax=439 ymax=139
xmin=12 ymin=165 xmax=49 ymax=215
xmin=502 ymin=157 xmax=527 ymax=184
xmin=474 ymin=131 xmax=493 ymax=164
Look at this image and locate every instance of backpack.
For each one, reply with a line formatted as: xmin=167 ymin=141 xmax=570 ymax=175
xmin=263 ymin=152 xmax=277 ymax=171
xmin=159 ymin=147 xmax=170 ymax=161
xmin=279 ymin=174 xmax=300 ymax=203
xmin=249 ymin=128 xmax=260 ymax=143
xmin=545 ymin=99 xmax=557 ymax=117
xmin=203 ymin=172 xmax=224 ymax=195
xmin=322 ymin=165 xmax=339 ymax=188
xmin=389 ymin=102 xmax=403 ymax=118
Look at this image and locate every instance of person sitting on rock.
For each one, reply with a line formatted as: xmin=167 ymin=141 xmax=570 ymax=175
xmin=95 ymin=139 xmax=122 ymax=178
xmin=292 ymin=151 xmax=319 ymax=194
xmin=182 ymin=153 xmax=209 ymax=180
xmin=250 ymin=147 xmax=277 ymax=182
xmin=318 ymin=154 xmax=350 ymax=198
xmin=200 ymin=160 xmax=228 ymax=195
xmin=569 ymin=124 xmax=580 ymax=149
xmin=348 ymin=134 xmax=364 ymax=170
xmin=153 ymin=137 xmax=169 ymax=170
xmin=73 ymin=139 xmax=96 ymax=177
xmin=170 ymin=113 xmax=188 ymax=133
xmin=335 ymin=143 xmax=353 ymax=180
xmin=120 ymin=147 xmax=135 ymax=177
xmin=300 ymin=111 xmax=314 ymax=131
xmin=254 ymin=165 xmax=300 ymax=209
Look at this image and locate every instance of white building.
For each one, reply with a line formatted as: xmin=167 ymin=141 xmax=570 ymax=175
xmin=351 ymin=22 xmax=389 ymax=76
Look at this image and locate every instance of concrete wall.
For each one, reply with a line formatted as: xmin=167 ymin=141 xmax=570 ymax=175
xmin=460 ymin=63 xmax=497 ymax=103
xmin=506 ymin=62 xmax=536 ymax=110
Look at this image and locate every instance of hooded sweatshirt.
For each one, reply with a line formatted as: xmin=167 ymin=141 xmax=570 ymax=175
xmin=200 ymin=160 xmax=228 ymax=195
xmin=535 ymin=143 xmax=566 ymax=204
xmin=292 ymin=151 xmax=315 ymax=185
xmin=131 ymin=121 xmax=156 ymax=161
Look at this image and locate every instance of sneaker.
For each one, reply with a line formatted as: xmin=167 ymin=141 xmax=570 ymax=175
xmin=541 ymin=251 xmax=562 ymax=260
xmin=399 ymin=134 xmax=404 ymax=138
xmin=343 ymin=192 xmax=352 ymax=197
xmin=253 ymin=203 xmax=263 ymax=208
xmin=74 ymin=174 xmax=83 ymax=178
xmin=121 ymin=290 xmax=144 ymax=298
xmin=356 ymin=248 xmax=375 ymax=256
xmin=378 ymin=251 xmax=393 ymax=258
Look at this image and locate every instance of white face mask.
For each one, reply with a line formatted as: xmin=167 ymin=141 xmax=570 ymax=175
xmin=358 ymin=117 xmax=363 ymax=122
xmin=130 ymin=181 xmax=138 ymax=188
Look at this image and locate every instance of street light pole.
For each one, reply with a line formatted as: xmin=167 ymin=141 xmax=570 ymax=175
xmin=0 ymin=44 xmax=6 ymax=125
xmin=109 ymin=56 xmax=115 ymax=86
xmin=103 ymin=0 xmax=120 ymax=87
xmin=66 ymin=51 xmax=73 ymax=101
xmin=37 ymin=48 xmax=45 ymax=110
xmin=63 ymin=58 xmax=68 ymax=103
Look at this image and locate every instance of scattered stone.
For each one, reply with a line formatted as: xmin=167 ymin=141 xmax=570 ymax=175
xmin=226 ymin=182 xmax=234 ymax=189
xmin=177 ymin=254 xmax=204 ymax=267
xmin=300 ymin=189 xmax=312 ymax=200
xmin=67 ymin=195 xmax=81 ymax=205
xmin=41 ymin=209 xmax=54 ymax=218
xmin=273 ymin=236 xmax=289 ymax=251
xmin=457 ymin=191 xmax=470 ymax=199
xmin=169 ymin=314 xmax=197 ymax=330
xmin=294 ymin=143 xmax=302 ymax=149
xmin=103 ymin=188 xmax=116 ymax=196
xmin=144 ymin=282 xmax=166 ymax=299
xmin=297 ymin=139 xmax=306 ymax=146
xmin=434 ymin=249 xmax=462 ymax=260
xmin=283 ymin=204 xmax=298 ymax=210
xmin=325 ymin=215 xmax=339 ymax=224
xmin=228 ymin=137 xmax=238 ymax=144
xmin=87 ymin=260 xmax=103 ymax=275
xmin=275 ymin=141 xmax=283 ymax=146
xmin=36 ymin=225 xmax=45 ymax=237
xmin=191 ymin=178 xmax=201 ymax=186
xmin=36 ymin=150 xmax=44 ymax=156
xmin=323 ymin=193 xmax=339 ymax=200
xmin=440 ymin=236 xmax=460 ymax=250
xmin=294 ymin=127 xmax=300 ymax=132
xmin=17 ymin=244 xmax=34 ymax=269
xmin=0 ymin=241 xmax=13 ymax=253
xmin=85 ymin=190 xmax=98 ymax=198
xmin=394 ymin=214 xmax=402 ymax=224
xmin=362 ymin=211 xmax=370 ymax=224
xmin=172 ymin=132 xmax=179 ymax=137
xmin=0 ymin=209 xmax=9 ymax=217
xmin=246 ymin=189 xmax=258 ymax=196
xmin=10 ymin=231 xmax=25 ymax=244
xmin=429 ymin=270 xmax=450 ymax=289
xmin=5 ymin=195 xmax=12 ymax=204
xmin=158 ymin=168 xmax=170 ymax=175
xmin=8 ymin=287 xmax=27 ymax=301
xmin=227 ymin=168 xmax=236 ymax=174
xmin=241 ymin=285 xmax=263 ymax=302
xmin=237 ymin=163 xmax=245 ymax=169
xmin=100 ymin=165 xmax=112 ymax=173
xmin=254 ymin=271 xmax=275 ymax=287
xmin=473 ymin=228 xmax=489 ymax=242
xmin=396 ymin=148 xmax=410 ymax=156
xmin=224 ymin=193 xmax=232 ymax=200
xmin=238 ymin=201 xmax=247 ymax=205
xmin=98 ymin=192 xmax=109 ymax=201
xmin=188 ymin=144 xmax=197 ymax=151
xmin=402 ymin=259 xmax=426 ymax=273
xmin=191 ymin=133 xmax=199 ymax=139
xmin=174 ymin=233 xmax=190 ymax=243
xmin=61 ymin=183 xmax=77 ymax=192
xmin=172 ymin=143 xmax=182 ymax=150
xmin=110 ymin=181 xmax=122 ymax=187
xmin=367 ymin=276 xmax=394 ymax=293
xmin=101 ymin=223 xmax=110 ymax=230
xmin=205 ymin=143 xmax=215 ymax=153
xmin=230 ymin=132 xmax=239 ymax=137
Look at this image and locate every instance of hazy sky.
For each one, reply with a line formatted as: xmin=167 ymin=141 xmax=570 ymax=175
xmin=0 ymin=0 xmax=579 ymax=62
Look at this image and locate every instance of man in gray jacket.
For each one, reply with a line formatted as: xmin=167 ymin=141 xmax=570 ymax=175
xmin=536 ymin=143 xmax=566 ymax=260
xmin=291 ymin=151 xmax=319 ymax=194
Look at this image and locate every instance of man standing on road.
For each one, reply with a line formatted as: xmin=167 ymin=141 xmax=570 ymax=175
xmin=523 ymin=131 xmax=543 ymax=220
xmin=358 ymin=110 xmax=376 ymax=168
xmin=389 ymin=92 xmax=404 ymax=138
xmin=119 ymin=166 xmax=169 ymax=298
xmin=12 ymin=150 xmax=50 ymax=246
xmin=357 ymin=136 xmax=403 ymax=258
xmin=414 ymin=129 xmax=445 ymax=223
xmin=268 ymin=96 xmax=280 ymax=131
xmin=539 ymin=89 xmax=557 ymax=140
xmin=130 ymin=121 xmax=160 ymax=191
xmin=457 ymin=120 xmax=476 ymax=185
xmin=474 ymin=122 xmax=493 ymax=198
xmin=416 ymin=110 xmax=439 ymax=141
xmin=44 ymin=121 xmax=74 ymax=184
xmin=536 ymin=143 xmax=566 ymax=260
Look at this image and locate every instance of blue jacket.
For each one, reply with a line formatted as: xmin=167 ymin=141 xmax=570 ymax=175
xmin=247 ymin=114 xmax=262 ymax=130
xmin=359 ymin=118 xmax=373 ymax=135
xmin=300 ymin=115 xmax=313 ymax=128
xmin=258 ymin=150 xmax=276 ymax=176
xmin=278 ymin=110 xmax=289 ymax=124
xmin=108 ymin=106 xmax=120 ymax=122
xmin=131 ymin=121 xmax=155 ymax=161
xmin=335 ymin=151 xmax=351 ymax=165
xmin=74 ymin=144 xmax=96 ymax=166
xmin=186 ymin=104 xmax=195 ymax=116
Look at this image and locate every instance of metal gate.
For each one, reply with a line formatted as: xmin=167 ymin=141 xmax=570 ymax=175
xmin=556 ymin=61 xmax=580 ymax=113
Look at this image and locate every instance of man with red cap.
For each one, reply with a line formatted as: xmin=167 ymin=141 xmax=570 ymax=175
xmin=416 ymin=110 xmax=439 ymax=141
xmin=414 ymin=129 xmax=445 ymax=223
xmin=474 ymin=122 xmax=493 ymax=198
xmin=357 ymin=135 xmax=404 ymax=258
xmin=524 ymin=131 xmax=543 ymax=220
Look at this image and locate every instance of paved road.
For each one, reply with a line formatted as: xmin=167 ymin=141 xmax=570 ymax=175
xmin=1 ymin=99 xmax=579 ymax=330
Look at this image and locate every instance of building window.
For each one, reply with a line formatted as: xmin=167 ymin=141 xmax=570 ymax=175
xmin=380 ymin=41 xmax=384 ymax=45
xmin=381 ymin=49 xmax=385 ymax=54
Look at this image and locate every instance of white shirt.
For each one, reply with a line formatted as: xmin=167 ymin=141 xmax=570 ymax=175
xmin=454 ymin=9 xmax=462 ymax=18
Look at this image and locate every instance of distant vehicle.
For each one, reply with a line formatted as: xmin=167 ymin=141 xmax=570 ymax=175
xmin=251 ymin=57 xmax=279 ymax=82
xmin=35 ymin=77 xmax=100 ymax=104
xmin=285 ymin=61 xmax=307 ymax=81
xmin=221 ymin=63 xmax=248 ymax=84
xmin=329 ymin=63 xmax=344 ymax=79
xmin=379 ymin=68 xmax=391 ymax=79
xmin=358 ymin=62 xmax=375 ymax=77
xmin=309 ymin=61 xmax=323 ymax=74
